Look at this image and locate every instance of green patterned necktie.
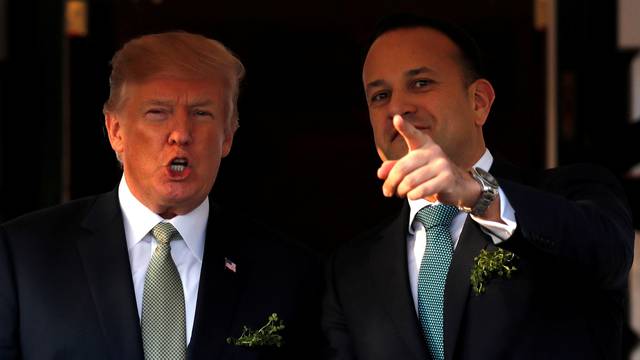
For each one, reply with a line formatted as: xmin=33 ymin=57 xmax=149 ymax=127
xmin=141 ymin=222 xmax=187 ymax=360
xmin=416 ymin=204 xmax=459 ymax=360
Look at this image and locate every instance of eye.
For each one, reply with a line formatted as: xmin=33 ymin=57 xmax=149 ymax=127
xmin=193 ymin=109 xmax=214 ymax=119
xmin=370 ymin=91 xmax=390 ymax=104
xmin=145 ymin=108 xmax=169 ymax=121
xmin=412 ymin=79 xmax=434 ymax=89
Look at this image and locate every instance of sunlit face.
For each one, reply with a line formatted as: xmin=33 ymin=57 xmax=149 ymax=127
xmin=105 ymin=76 xmax=234 ymax=218
xmin=363 ymin=27 xmax=489 ymax=167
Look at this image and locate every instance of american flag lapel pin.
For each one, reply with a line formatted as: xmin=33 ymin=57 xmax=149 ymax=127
xmin=224 ymin=257 xmax=237 ymax=273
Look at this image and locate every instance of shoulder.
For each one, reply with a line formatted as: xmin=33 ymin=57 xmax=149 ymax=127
xmin=0 ymin=192 xmax=115 ymax=248
xmin=541 ymin=163 xmax=623 ymax=189
xmin=333 ymin=221 xmax=385 ymax=260
xmin=493 ymin=158 xmax=621 ymax=188
xmin=1 ymin=193 xmax=110 ymax=233
xmin=493 ymin=159 xmax=626 ymax=201
xmin=330 ymin=203 xmax=407 ymax=272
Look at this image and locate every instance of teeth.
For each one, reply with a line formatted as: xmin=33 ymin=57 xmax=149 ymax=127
xmin=170 ymin=164 xmax=186 ymax=172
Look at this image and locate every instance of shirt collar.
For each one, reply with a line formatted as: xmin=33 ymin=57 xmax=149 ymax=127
xmin=407 ymin=149 xmax=493 ymax=233
xmin=118 ymin=175 xmax=208 ymax=262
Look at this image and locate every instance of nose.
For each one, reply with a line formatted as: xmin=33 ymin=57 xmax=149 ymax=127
xmin=168 ymin=109 xmax=193 ymax=146
xmin=387 ymin=92 xmax=417 ymax=122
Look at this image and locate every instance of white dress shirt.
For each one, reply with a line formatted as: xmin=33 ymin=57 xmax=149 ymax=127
xmin=407 ymin=149 xmax=517 ymax=311
xmin=118 ymin=176 xmax=207 ymax=344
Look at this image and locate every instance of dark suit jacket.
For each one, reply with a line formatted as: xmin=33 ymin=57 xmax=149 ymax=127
xmin=0 ymin=189 xmax=323 ymax=360
xmin=323 ymin=162 xmax=634 ymax=360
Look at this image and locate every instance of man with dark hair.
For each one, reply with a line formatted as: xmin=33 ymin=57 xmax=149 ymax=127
xmin=323 ymin=15 xmax=633 ymax=360
xmin=0 ymin=32 xmax=322 ymax=360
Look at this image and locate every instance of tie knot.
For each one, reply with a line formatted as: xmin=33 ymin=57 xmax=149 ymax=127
xmin=151 ymin=222 xmax=181 ymax=245
xmin=415 ymin=204 xmax=459 ymax=230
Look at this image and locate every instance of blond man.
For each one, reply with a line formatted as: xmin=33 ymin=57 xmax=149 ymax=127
xmin=0 ymin=32 xmax=322 ymax=360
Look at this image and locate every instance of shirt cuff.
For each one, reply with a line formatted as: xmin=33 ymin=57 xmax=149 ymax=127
xmin=470 ymin=187 xmax=517 ymax=244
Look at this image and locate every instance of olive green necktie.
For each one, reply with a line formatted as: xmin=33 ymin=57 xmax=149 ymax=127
xmin=141 ymin=222 xmax=186 ymax=360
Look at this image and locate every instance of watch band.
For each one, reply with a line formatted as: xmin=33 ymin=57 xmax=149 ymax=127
xmin=460 ymin=167 xmax=499 ymax=216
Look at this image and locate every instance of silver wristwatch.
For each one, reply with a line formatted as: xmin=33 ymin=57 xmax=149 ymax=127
xmin=459 ymin=167 xmax=499 ymax=216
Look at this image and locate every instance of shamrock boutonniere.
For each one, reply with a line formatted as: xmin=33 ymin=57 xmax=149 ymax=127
xmin=226 ymin=313 xmax=285 ymax=348
xmin=470 ymin=248 xmax=518 ymax=295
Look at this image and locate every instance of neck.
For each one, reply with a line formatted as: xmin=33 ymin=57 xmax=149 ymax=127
xmin=158 ymin=211 xmax=178 ymax=219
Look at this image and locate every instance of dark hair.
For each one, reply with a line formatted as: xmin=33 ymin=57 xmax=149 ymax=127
xmin=367 ymin=14 xmax=484 ymax=84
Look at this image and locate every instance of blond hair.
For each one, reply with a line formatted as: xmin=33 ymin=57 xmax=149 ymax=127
xmin=103 ymin=31 xmax=245 ymax=130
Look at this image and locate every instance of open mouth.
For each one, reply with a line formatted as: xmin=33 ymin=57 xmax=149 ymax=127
xmin=169 ymin=158 xmax=189 ymax=172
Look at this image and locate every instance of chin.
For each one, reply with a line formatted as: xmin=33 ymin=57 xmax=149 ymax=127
xmin=382 ymin=148 xmax=408 ymax=161
xmin=159 ymin=185 xmax=201 ymax=205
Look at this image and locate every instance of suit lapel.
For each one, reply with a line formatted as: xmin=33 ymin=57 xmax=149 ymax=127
xmin=188 ymin=203 xmax=244 ymax=360
xmin=443 ymin=216 xmax=490 ymax=360
xmin=369 ymin=203 xmax=429 ymax=360
xmin=442 ymin=158 xmax=513 ymax=360
xmin=77 ymin=190 xmax=144 ymax=359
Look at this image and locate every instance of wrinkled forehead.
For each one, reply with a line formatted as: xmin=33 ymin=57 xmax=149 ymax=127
xmin=128 ymin=67 xmax=232 ymax=91
xmin=116 ymin=72 xmax=232 ymax=109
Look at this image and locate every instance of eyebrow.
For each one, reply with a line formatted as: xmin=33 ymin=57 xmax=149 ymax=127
xmin=406 ymin=66 xmax=435 ymax=77
xmin=143 ymin=99 xmax=175 ymax=107
xmin=366 ymin=79 xmax=388 ymax=90
xmin=365 ymin=66 xmax=436 ymax=90
xmin=188 ymin=99 xmax=215 ymax=107
xmin=142 ymin=99 xmax=216 ymax=107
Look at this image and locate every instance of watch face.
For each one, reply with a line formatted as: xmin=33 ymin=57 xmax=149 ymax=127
xmin=475 ymin=167 xmax=499 ymax=187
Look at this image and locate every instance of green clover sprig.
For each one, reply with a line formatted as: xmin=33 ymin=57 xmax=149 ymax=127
xmin=226 ymin=313 xmax=285 ymax=348
xmin=470 ymin=248 xmax=518 ymax=295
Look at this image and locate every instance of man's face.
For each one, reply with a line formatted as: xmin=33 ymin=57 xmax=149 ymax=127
xmin=105 ymin=76 xmax=234 ymax=217
xmin=363 ymin=27 xmax=487 ymax=166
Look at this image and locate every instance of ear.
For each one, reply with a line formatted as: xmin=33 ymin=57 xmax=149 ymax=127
xmin=376 ymin=146 xmax=389 ymax=162
xmin=105 ymin=112 xmax=125 ymax=154
xmin=469 ymin=79 xmax=495 ymax=126
xmin=221 ymin=127 xmax=235 ymax=158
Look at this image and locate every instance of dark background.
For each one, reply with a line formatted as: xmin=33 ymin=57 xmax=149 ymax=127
xmin=0 ymin=0 xmax=637 ymax=256
xmin=1 ymin=0 xmax=639 ymax=355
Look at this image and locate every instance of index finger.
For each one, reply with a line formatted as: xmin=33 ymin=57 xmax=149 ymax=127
xmin=393 ymin=114 xmax=432 ymax=151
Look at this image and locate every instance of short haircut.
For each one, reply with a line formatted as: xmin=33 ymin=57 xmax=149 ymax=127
xmin=103 ymin=31 xmax=245 ymax=131
xmin=367 ymin=14 xmax=484 ymax=84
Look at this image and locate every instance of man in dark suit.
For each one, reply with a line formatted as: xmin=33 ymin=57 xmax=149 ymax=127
xmin=323 ymin=16 xmax=634 ymax=360
xmin=0 ymin=32 xmax=322 ymax=360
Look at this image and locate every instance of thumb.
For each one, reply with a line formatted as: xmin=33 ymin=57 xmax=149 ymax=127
xmin=393 ymin=114 xmax=429 ymax=151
